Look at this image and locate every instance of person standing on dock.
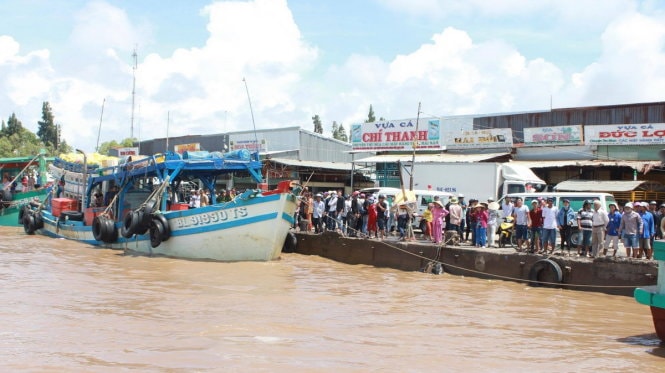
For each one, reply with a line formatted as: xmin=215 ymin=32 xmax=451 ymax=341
xmin=312 ymin=193 xmax=325 ymax=233
xmin=557 ymin=199 xmax=576 ymax=254
xmin=473 ymin=203 xmax=489 ymax=248
xmin=487 ymin=199 xmax=500 ymax=248
xmin=618 ymin=202 xmax=642 ymax=258
xmin=376 ymin=194 xmax=389 ymax=239
xmin=447 ymin=197 xmax=462 ymax=235
xmin=591 ymin=200 xmax=609 ymax=258
xmin=604 ymin=202 xmax=622 ymax=256
xmin=529 ymin=200 xmax=543 ymax=253
xmin=541 ymin=198 xmax=558 ymax=254
xmin=637 ymin=202 xmax=655 ymax=259
xmin=576 ymin=201 xmax=594 ymax=257
xmin=512 ymin=197 xmax=531 ymax=251
xmin=431 ymin=200 xmax=448 ymax=244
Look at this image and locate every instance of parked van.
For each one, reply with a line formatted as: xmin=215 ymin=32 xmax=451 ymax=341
xmin=498 ymin=192 xmax=617 ymax=212
xmin=497 ymin=192 xmax=618 ymax=246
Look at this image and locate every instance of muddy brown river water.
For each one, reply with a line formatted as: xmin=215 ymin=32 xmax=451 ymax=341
xmin=0 ymin=227 xmax=663 ymax=372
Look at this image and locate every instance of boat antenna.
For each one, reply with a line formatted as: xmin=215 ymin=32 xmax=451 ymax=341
xmin=242 ymin=77 xmax=260 ymax=159
xmin=130 ymin=47 xmax=137 ymax=139
xmin=96 ymin=98 xmax=105 ymax=152
xmin=166 ymin=111 xmax=170 ymax=153
xmin=409 ymin=102 xmax=421 ymax=191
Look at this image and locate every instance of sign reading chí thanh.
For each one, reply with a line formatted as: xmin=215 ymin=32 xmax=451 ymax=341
xmin=443 ymin=128 xmax=513 ymax=149
xmin=584 ymin=123 xmax=665 ymax=145
xmin=350 ymin=117 xmax=442 ymax=151
xmin=523 ymin=125 xmax=583 ymax=146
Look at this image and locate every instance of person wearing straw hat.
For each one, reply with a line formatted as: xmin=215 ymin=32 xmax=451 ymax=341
xmin=472 ymin=202 xmax=489 ymax=248
xmin=447 ymin=196 xmax=462 ymax=234
xmin=431 ymin=199 xmax=448 ymax=244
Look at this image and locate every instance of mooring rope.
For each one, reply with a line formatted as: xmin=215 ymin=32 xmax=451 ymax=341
xmin=315 ymin=222 xmax=654 ymax=289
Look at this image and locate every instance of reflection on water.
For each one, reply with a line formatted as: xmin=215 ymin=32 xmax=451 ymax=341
xmin=0 ymin=227 xmax=663 ymax=372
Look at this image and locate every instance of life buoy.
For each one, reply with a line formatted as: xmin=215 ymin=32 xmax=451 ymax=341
xmin=282 ymin=231 xmax=297 ymax=253
xmin=23 ymin=213 xmax=36 ymax=235
xmin=149 ymin=218 xmax=165 ymax=248
xmin=528 ymin=259 xmax=563 ymax=287
xmin=152 ymin=214 xmax=170 ymax=242
xmin=122 ymin=210 xmax=138 ymax=238
xmin=33 ymin=211 xmax=44 ymax=229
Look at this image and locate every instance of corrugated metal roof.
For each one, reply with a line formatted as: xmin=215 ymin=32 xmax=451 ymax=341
xmin=354 ymin=152 xmax=509 ymax=163
xmin=509 ymin=160 xmax=661 ymax=171
xmin=268 ymin=158 xmax=352 ymax=171
xmin=555 ymin=179 xmax=649 ymax=192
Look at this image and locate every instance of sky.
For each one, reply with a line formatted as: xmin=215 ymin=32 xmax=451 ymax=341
xmin=1 ymin=0 xmax=665 ymax=152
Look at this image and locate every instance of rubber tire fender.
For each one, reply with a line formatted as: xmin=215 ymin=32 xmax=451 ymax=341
xmin=152 ymin=213 xmax=170 ymax=242
xmin=102 ymin=217 xmax=118 ymax=243
xmin=33 ymin=211 xmax=44 ymax=229
xmin=92 ymin=216 xmax=105 ymax=241
xmin=134 ymin=209 xmax=149 ymax=235
xmin=18 ymin=205 xmax=28 ymax=224
xmin=528 ymin=259 xmax=563 ymax=287
xmin=282 ymin=231 xmax=297 ymax=253
xmin=149 ymin=218 xmax=165 ymax=248
xmin=23 ymin=213 xmax=36 ymax=235
xmin=140 ymin=204 xmax=153 ymax=229
xmin=61 ymin=211 xmax=84 ymax=221
xmin=122 ymin=210 xmax=138 ymax=238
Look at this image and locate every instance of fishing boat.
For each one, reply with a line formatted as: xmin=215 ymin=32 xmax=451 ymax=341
xmin=22 ymin=149 xmax=300 ymax=261
xmin=634 ymin=240 xmax=665 ymax=341
xmin=0 ymin=153 xmax=51 ymax=226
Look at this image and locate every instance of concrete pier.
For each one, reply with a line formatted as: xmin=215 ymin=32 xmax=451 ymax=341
xmin=294 ymin=231 xmax=657 ymax=297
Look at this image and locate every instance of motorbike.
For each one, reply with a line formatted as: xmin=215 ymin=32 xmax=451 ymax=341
xmin=498 ymin=216 xmax=515 ymax=248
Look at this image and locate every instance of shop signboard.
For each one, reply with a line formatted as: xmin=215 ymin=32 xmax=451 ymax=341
xmin=443 ymin=128 xmax=513 ymax=149
xmin=350 ymin=117 xmax=442 ymax=151
xmin=523 ymin=125 xmax=583 ymax=146
xmin=584 ymin=123 xmax=665 ymax=145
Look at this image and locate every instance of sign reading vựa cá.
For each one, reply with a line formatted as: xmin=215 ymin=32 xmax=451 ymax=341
xmin=350 ymin=117 xmax=443 ymax=151
xmin=444 ymin=128 xmax=513 ymax=149
xmin=523 ymin=125 xmax=583 ymax=146
xmin=584 ymin=123 xmax=665 ymax=145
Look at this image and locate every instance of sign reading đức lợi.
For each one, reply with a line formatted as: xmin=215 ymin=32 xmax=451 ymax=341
xmin=443 ymin=128 xmax=513 ymax=149
xmin=584 ymin=123 xmax=665 ymax=145
xmin=523 ymin=125 xmax=583 ymax=146
xmin=350 ymin=117 xmax=443 ymax=151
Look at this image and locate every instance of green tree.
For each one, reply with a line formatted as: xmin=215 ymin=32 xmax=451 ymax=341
xmin=337 ymin=123 xmax=348 ymax=142
xmin=365 ymin=105 xmax=376 ymax=123
xmin=98 ymin=137 xmax=136 ymax=155
xmin=37 ymin=101 xmax=58 ymax=148
xmin=2 ymin=113 xmax=24 ymax=137
xmin=312 ymin=114 xmax=323 ymax=134
xmin=332 ymin=121 xmax=339 ymax=140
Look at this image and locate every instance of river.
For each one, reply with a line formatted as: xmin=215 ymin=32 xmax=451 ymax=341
xmin=0 ymin=227 xmax=663 ymax=372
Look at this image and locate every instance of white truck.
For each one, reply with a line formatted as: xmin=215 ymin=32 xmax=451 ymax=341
xmin=402 ymin=162 xmax=546 ymax=201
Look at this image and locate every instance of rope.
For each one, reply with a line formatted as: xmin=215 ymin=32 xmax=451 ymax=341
xmin=319 ymin=222 xmax=653 ymax=289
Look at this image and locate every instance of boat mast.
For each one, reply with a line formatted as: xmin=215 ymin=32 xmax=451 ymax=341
xmin=409 ymin=102 xmax=421 ymax=191
xmin=130 ymin=48 xmax=137 ymax=140
xmin=96 ymin=98 xmax=105 ymax=152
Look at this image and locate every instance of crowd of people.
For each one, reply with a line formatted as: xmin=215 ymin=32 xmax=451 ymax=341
xmin=295 ymin=188 xmax=662 ymax=261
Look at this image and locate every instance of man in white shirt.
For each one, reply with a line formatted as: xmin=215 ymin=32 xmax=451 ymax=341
xmin=502 ymin=196 xmax=514 ymax=219
xmin=312 ymin=194 xmax=325 ymax=233
xmin=541 ymin=197 xmax=558 ymax=254
xmin=591 ymin=200 xmax=609 ymax=257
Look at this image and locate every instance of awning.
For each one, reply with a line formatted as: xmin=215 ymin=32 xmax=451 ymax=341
xmin=353 ymin=152 xmax=509 ymax=164
xmin=554 ymin=180 xmax=661 ymax=192
xmin=267 ymin=158 xmax=352 ymax=171
xmin=509 ymin=159 xmax=661 ymax=172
